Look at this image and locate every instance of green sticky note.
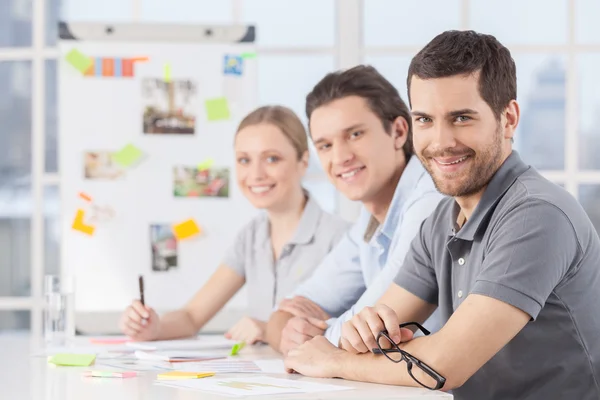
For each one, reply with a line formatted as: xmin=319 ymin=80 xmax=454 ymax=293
xmin=230 ymin=342 xmax=246 ymax=356
xmin=197 ymin=158 xmax=215 ymax=171
xmin=49 ymin=353 xmax=96 ymax=367
xmin=205 ymin=97 xmax=231 ymax=121
xmin=164 ymin=63 xmax=172 ymax=83
xmin=241 ymin=52 xmax=257 ymax=59
xmin=65 ymin=49 xmax=92 ymax=72
xmin=112 ymin=144 xmax=144 ymax=167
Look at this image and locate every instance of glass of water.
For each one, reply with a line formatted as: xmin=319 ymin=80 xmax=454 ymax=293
xmin=44 ymin=275 xmax=75 ymax=347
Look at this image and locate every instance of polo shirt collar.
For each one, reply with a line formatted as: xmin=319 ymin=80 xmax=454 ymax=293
xmin=450 ymin=150 xmax=530 ymax=241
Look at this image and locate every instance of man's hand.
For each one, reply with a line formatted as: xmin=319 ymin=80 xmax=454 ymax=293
xmin=278 ymin=297 xmax=330 ymax=320
xmin=284 ymin=336 xmax=346 ymax=378
xmin=225 ymin=316 xmax=266 ymax=344
xmin=280 ymin=316 xmax=328 ymax=355
xmin=340 ymin=304 xmax=414 ymax=354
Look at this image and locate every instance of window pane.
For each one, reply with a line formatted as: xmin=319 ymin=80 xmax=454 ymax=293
xmin=303 ymin=179 xmax=337 ymax=214
xmin=470 ymin=0 xmax=567 ymax=45
xmin=576 ymin=0 xmax=600 ymax=44
xmin=0 ymin=311 xmax=30 ymax=331
xmin=364 ymin=0 xmax=461 ymax=47
xmin=61 ymin=0 xmax=132 ymax=22
xmin=243 ymin=0 xmax=335 ymax=47
xmin=0 ymin=61 xmax=32 ymax=297
xmin=0 ymin=0 xmax=32 ymax=47
xmin=257 ymin=54 xmax=334 ymax=173
xmin=46 ymin=0 xmax=60 ymax=46
xmin=513 ymin=54 xmax=566 ymax=170
xmin=44 ymin=185 xmax=60 ymax=279
xmin=363 ymin=55 xmax=414 ymax=104
xmin=46 ymin=60 xmax=58 ymax=173
xmin=141 ymin=0 xmax=232 ymax=23
xmin=578 ymin=54 xmax=600 ymax=170
xmin=579 ymin=185 xmax=600 ymax=235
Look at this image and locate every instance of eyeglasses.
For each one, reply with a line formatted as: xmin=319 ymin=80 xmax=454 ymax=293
xmin=372 ymin=322 xmax=446 ymax=391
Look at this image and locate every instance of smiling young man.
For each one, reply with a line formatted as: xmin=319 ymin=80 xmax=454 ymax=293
xmin=265 ymin=66 xmax=444 ymax=354
xmin=284 ymin=31 xmax=600 ymax=400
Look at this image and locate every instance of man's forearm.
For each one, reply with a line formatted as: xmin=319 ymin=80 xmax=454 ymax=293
xmin=336 ymin=336 xmax=458 ymax=391
xmin=265 ymin=310 xmax=293 ymax=352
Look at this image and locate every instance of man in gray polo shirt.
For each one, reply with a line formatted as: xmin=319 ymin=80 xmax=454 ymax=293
xmin=283 ymin=30 xmax=600 ymax=400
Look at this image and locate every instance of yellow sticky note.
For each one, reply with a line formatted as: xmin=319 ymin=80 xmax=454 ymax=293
xmin=197 ymin=158 xmax=215 ymax=171
xmin=72 ymin=209 xmax=95 ymax=236
xmin=157 ymin=371 xmax=215 ymax=380
xmin=173 ymin=219 xmax=201 ymax=240
xmin=112 ymin=144 xmax=143 ymax=167
xmin=164 ymin=63 xmax=171 ymax=83
xmin=49 ymin=354 xmax=96 ymax=367
xmin=205 ymin=97 xmax=231 ymax=121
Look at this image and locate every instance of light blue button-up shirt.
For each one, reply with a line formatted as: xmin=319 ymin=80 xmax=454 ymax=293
xmin=291 ymin=156 xmax=445 ymax=345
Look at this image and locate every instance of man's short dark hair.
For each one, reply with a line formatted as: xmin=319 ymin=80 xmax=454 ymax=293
xmin=407 ymin=30 xmax=517 ymax=120
xmin=306 ymin=65 xmax=413 ymax=160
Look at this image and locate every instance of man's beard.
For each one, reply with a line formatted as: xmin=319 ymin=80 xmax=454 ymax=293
xmin=419 ymin=126 xmax=504 ymax=197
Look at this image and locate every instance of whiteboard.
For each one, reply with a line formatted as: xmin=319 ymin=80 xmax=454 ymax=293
xmin=58 ymin=22 xmax=257 ymax=315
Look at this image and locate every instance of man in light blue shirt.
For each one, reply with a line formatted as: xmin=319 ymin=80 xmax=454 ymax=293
xmin=265 ymin=65 xmax=444 ymax=354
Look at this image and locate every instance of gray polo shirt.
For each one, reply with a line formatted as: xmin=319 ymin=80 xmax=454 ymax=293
xmin=395 ymin=151 xmax=600 ymax=400
xmin=223 ymin=193 xmax=351 ymax=321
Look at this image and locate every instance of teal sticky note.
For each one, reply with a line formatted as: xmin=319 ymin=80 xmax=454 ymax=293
xmin=49 ymin=353 xmax=96 ymax=367
xmin=230 ymin=342 xmax=246 ymax=356
xmin=112 ymin=144 xmax=143 ymax=167
xmin=205 ymin=97 xmax=231 ymax=121
xmin=65 ymin=49 xmax=92 ymax=72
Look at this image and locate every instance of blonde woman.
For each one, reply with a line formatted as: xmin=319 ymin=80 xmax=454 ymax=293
xmin=120 ymin=106 xmax=350 ymax=344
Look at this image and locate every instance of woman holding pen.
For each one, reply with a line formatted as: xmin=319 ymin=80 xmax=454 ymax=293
xmin=119 ymin=105 xmax=350 ymax=344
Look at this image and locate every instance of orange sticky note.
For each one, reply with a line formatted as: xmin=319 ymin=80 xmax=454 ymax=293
xmin=72 ymin=209 xmax=95 ymax=235
xmin=157 ymin=371 xmax=215 ymax=380
xmin=79 ymin=192 xmax=93 ymax=202
xmin=173 ymin=219 xmax=201 ymax=240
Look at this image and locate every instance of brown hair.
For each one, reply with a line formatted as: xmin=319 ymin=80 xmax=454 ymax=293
xmin=236 ymin=105 xmax=308 ymax=160
xmin=407 ymin=30 xmax=517 ymax=120
xmin=305 ymin=65 xmax=413 ymax=160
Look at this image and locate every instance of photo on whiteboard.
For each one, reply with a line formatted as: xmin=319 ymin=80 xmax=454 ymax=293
xmin=142 ymin=78 xmax=197 ymax=135
xmin=150 ymin=224 xmax=178 ymax=272
xmin=173 ymin=166 xmax=230 ymax=198
xmin=84 ymin=151 xmax=126 ymax=180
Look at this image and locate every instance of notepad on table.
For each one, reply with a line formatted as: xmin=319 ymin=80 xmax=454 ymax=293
xmin=134 ymin=350 xmax=227 ymax=363
xmin=127 ymin=337 xmax=237 ymax=351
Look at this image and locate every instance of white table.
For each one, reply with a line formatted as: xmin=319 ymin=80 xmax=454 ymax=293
xmin=0 ymin=332 xmax=452 ymax=399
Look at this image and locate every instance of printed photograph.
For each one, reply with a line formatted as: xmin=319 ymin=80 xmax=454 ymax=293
xmin=142 ymin=78 xmax=197 ymax=135
xmin=173 ymin=166 xmax=230 ymax=198
xmin=150 ymin=224 xmax=178 ymax=272
xmin=84 ymin=151 xmax=125 ymax=180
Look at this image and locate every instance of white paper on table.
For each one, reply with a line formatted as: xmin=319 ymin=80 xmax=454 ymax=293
xmin=126 ymin=337 xmax=237 ymax=351
xmin=134 ymin=350 xmax=229 ymax=362
xmin=253 ymin=359 xmax=287 ymax=374
xmin=32 ymin=344 xmax=133 ymax=357
xmin=155 ymin=375 xmax=353 ymax=397
xmin=176 ymin=359 xmax=262 ymax=373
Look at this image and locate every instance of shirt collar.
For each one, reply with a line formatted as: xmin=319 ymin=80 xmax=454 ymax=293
xmin=449 ymin=150 xmax=530 ymax=241
xmin=366 ymin=156 xmax=430 ymax=242
xmin=255 ymin=191 xmax=323 ymax=251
